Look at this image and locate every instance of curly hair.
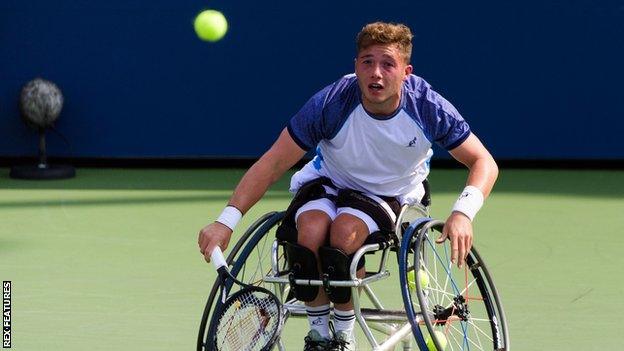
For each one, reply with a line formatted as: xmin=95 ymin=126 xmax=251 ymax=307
xmin=356 ymin=22 xmax=413 ymax=64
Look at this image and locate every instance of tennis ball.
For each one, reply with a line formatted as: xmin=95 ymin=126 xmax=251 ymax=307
xmin=407 ymin=269 xmax=429 ymax=290
xmin=425 ymin=330 xmax=448 ymax=351
xmin=194 ymin=10 xmax=228 ymax=42
xmin=418 ymin=270 xmax=429 ymax=289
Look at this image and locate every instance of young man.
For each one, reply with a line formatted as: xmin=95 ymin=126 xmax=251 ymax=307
xmin=198 ymin=22 xmax=498 ymax=350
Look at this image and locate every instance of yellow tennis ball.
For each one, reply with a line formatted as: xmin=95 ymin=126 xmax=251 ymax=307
xmin=425 ymin=330 xmax=448 ymax=351
xmin=194 ymin=10 xmax=228 ymax=42
xmin=408 ymin=269 xmax=429 ymax=290
xmin=418 ymin=270 xmax=429 ymax=289
xmin=407 ymin=270 xmax=416 ymax=289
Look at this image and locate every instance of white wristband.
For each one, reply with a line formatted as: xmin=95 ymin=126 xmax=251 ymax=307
xmin=215 ymin=206 xmax=242 ymax=231
xmin=451 ymin=185 xmax=484 ymax=221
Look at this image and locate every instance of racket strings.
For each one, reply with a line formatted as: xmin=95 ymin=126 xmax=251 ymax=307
xmin=215 ymin=290 xmax=281 ymax=351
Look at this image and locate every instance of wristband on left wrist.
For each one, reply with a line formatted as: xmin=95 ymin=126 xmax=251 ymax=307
xmin=451 ymin=185 xmax=484 ymax=221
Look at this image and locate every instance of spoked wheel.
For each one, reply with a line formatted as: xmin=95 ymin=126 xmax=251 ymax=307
xmin=197 ymin=211 xmax=287 ymax=351
xmin=399 ymin=219 xmax=509 ymax=351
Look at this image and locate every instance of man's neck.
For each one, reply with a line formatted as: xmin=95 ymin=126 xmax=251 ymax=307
xmin=362 ymin=95 xmax=401 ymax=117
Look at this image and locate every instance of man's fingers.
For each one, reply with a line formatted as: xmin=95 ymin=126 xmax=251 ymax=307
xmin=198 ymin=230 xmax=208 ymax=254
xmin=450 ymin=233 xmax=459 ymax=264
xmin=435 ymin=233 xmax=448 ymax=244
xmin=436 ymin=227 xmax=449 ymax=244
xmin=204 ymin=249 xmax=212 ymax=263
xmin=457 ymin=236 xmax=465 ymax=268
xmin=198 ymin=223 xmax=232 ymax=265
xmin=465 ymin=235 xmax=473 ymax=261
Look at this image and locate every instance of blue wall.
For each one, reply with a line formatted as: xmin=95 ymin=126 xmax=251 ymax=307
xmin=1 ymin=1 xmax=623 ymax=159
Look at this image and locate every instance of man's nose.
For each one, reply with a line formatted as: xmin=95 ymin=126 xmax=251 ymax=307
xmin=371 ymin=63 xmax=382 ymax=78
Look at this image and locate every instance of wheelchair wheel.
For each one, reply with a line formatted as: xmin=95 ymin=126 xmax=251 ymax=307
xmin=197 ymin=211 xmax=285 ymax=351
xmin=399 ymin=219 xmax=509 ymax=351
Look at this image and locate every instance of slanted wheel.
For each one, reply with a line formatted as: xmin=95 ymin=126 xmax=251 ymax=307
xmin=399 ymin=219 xmax=509 ymax=351
xmin=197 ymin=211 xmax=286 ymax=351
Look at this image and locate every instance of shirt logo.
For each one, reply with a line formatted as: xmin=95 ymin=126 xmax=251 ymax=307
xmin=407 ymin=137 xmax=418 ymax=147
xmin=313 ymin=147 xmax=324 ymax=170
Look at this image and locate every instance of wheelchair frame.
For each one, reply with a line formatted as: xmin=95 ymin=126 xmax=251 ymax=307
xmin=198 ymin=204 xmax=509 ymax=351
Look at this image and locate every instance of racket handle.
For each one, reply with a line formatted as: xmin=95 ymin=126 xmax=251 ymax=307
xmin=210 ymin=246 xmax=228 ymax=270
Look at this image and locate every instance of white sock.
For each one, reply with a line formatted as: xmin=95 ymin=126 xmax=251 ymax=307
xmin=333 ymin=309 xmax=356 ymax=336
xmin=306 ymin=304 xmax=331 ymax=339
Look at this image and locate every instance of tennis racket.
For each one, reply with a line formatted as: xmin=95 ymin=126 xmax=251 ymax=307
xmin=207 ymin=247 xmax=284 ymax=351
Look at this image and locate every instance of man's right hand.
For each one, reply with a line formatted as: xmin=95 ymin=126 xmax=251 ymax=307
xmin=198 ymin=222 xmax=233 ymax=263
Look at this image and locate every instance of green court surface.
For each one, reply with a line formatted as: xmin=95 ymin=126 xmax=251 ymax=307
xmin=1 ymin=168 xmax=623 ymax=350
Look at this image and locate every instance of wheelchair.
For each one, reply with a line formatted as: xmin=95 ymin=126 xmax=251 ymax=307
xmin=198 ymin=200 xmax=509 ymax=350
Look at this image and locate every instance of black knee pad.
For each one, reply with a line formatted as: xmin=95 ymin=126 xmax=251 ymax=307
xmin=284 ymin=242 xmax=320 ymax=302
xmin=352 ymin=253 xmax=365 ymax=270
xmin=318 ymin=246 xmax=363 ymax=304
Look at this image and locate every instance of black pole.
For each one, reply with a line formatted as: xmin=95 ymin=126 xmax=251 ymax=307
xmin=38 ymin=128 xmax=48 ymax=169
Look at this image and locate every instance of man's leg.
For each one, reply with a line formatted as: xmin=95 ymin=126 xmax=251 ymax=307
xmin=297 ymin=208 xmax=333 ymax=344
xmin=328 ymin=213 xmax=370 ymax=348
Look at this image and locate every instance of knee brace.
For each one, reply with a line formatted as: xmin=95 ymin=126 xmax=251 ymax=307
xmin=318 ymin=246 xmax=365 ymax=304
xmin=284 ymin=242 xmax=320 ymax=302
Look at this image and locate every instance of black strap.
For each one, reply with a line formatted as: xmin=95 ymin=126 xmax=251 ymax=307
xmin=276 ymin=177 xmax=335 ymax=242
xmin=335 ymin=189 xmax=400 ymax=233
xmin=421 ymin=179 xmax=431 ymax=207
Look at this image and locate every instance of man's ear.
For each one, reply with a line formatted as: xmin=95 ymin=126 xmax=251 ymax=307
xmin=404 ymin=64 xmax=413 ymax=79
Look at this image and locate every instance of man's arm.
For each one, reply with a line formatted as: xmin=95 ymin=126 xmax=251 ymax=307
xmin=198 ymin=128 xmax=307 ymax=262
xmin=440 ymin=133 xmax=498 ymax=267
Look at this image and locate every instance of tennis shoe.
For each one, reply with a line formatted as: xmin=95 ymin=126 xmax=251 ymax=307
xmin=303 ymin=329 xmax=330 ymax=351
xmin=327 ymin=330 xmax=355 ymax=351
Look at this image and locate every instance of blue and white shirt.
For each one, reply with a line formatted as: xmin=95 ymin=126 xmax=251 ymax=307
xmin=287 ymin=74 xmax=470 ymax=203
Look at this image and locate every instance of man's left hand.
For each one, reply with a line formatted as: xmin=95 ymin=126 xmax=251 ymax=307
xmin=436 ymin=211 xmax=473 ymax=268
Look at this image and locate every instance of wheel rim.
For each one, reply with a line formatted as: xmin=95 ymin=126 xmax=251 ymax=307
xmin=197 ymin=212 xmax=285 ymax=351
xmin=401 ymin=219 xmax=509 ymax=351
xmin=415 ymin=223 xmax=508 ymax=351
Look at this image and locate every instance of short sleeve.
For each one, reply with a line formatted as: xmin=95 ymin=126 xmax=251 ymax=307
xmin=419 ymin=86 xmax=471 ymax=150
xmin=287 ymin=84 xmax=334 ymax=151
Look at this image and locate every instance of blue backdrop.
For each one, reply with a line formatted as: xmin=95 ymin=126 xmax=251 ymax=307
xmin=1 ymin=1 xmax=623 ymax=160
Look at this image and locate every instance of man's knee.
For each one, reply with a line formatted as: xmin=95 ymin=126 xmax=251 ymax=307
xmin=329 ymin=214 xmax=369 ymax=254
xmin=297 ymin=210 xmax=332 ymax=251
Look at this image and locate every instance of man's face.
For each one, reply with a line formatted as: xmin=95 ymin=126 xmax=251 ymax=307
xmin=355 ymin=44 xmax=412 ymax=116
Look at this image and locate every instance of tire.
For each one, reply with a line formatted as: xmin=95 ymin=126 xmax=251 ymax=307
xmin=197 ymin=211 xmax=285 ymax=351
xmin=399 ymin=219 xmax=509 ymax=351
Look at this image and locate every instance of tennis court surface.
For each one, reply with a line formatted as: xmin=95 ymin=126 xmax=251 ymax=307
xmin=1 ymin=168 xmax=623 ymax=350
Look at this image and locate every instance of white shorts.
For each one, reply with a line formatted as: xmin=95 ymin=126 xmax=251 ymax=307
xmin=294 ymin=185 xmax=398 ymax=235
xmin=289 ymin=162 xmax=426 ymax=207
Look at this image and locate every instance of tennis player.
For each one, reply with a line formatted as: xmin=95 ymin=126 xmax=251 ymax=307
xmin=198 ymin=21 xmax=498 ymax=350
